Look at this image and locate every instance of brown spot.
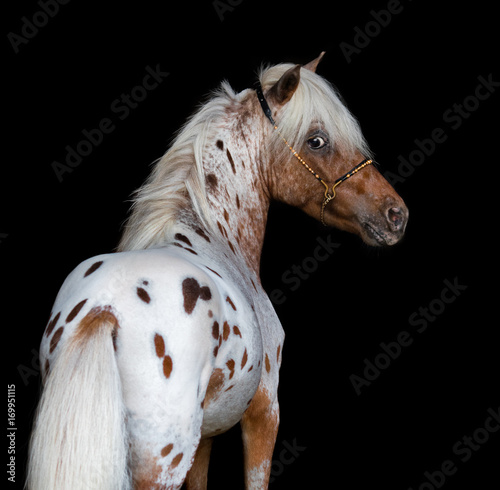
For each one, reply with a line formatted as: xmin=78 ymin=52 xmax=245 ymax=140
xmin=163 ymin=356 xmax=173 ymax=378
xmin=204 ymin=368 xmax=224 ymax=406
xmin=84 ymin=260 xmax=103 ymax=277
xmin=46 ymin=312 xmax=60 ymax=337
xmin=277 ymin=345 xmax=281 ymax=363
xmin=226 ymin=149 xmax=236 ymax=174
xmin=50 ymin=327 xmax=64 ymax=353
xmin=222 ymin=321 xmax=230 ymax=341
xmin=195 ymin=227 xmax=211 ymax=242
xmin=213 ymin=345 xmax=219 ymax=357
xmin=226 ymin=359 xmax=235 ymax=379
xmin=233 ymin=326 xmax=242 ymax=338
xmin=265 ymin=353 xmax=271 ymax=373
xmin=217 ymin=221 xmax=228 ymax=238
xmin=208 ymin=309 xmax=213 ymax=318
xmin=224 ymin=385 xmax=234 ymax=392
xmin=66 ymin=299 xmax=87 ymax=323
xmin=184 ymin=247 xmax=198 ymax=255
xmin=206 ymin=173 xmax=218 ymax=191
xmin=154 ymin=334 xmax=165 ymax=358
xmin=170 ymin=453 xmax=183 ymax=469
xmin=137 ymin=287 xmax=151 ymax=304
xmin=206 ymin=267 xmax=222 ymax=278
xmin=248 ymin=365 xmax=253 ymax=372
xmin=211 ymin=321 xmax=219 ymax=340
xmin=236 ymin=194 xmax=240 ymax=209
xmin=241 ymin=348 xmax=248 ymax=369
xmin=216 ymin=140 xmax=224 ymax=150
xmin=161 ymin=444 xmax=173 ymax=458
xmin=174 ymin=233 xmax=192 ymax=247
xmin=182 ymin=278 xmax=212 ymax=315
xmin=200 ymin=286 xmax=211 ymax=301
xmin=226 ymin=296 xmax=237 ymax=311
xmin=223 ymin=208 xmax=230 ymax=223
xmin=228 ymin=240 xmax=236 ymax=254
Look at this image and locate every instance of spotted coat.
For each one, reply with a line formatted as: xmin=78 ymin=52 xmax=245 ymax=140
xmin=33 ymin=55 xmax=407 ymax=490
xmin=41 ymin=223 xmax=283 ymax=488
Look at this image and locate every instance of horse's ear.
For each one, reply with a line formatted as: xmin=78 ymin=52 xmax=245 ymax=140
xmin=303 ymin=51 xmax=326 ymax=73
xmin=268 ymin=64 xmax=301 ymax=106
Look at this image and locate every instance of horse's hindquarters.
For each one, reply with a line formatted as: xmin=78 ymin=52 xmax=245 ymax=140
xmin=38 ymin=246 xmax=266 ymax=487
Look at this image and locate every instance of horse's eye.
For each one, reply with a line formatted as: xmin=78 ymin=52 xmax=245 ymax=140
xmin=307 ymin=136 xmax=327 ymax=149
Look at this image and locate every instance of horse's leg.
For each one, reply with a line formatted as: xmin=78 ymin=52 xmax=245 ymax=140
xmin=119 ymin=325 xmax=210 ymax=489
xmin=127 ymin=390 xmax=203 ymax=490
xmin=184 ymin=437 xmax=213 ymax=490
xmin=240 ymin=385 xmax=279 ymax=489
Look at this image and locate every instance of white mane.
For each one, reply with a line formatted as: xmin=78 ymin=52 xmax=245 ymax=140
xmin=117 ymin=82 xmax=238 ymax=252
xmin=118 ymin=63 xmax=372 ymax=252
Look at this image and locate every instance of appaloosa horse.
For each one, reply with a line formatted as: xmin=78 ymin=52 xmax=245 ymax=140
xmin=27 ymin=53 xmax=408 ymax=489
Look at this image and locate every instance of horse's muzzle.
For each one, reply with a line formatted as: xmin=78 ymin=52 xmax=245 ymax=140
xmin=361 ymin=201 xmax=408 ymax=246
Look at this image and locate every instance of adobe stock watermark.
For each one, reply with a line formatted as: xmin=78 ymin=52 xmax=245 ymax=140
xmin=339 ymin=0 xmax=412 ymax=64
xmin=269 ymin=234 xmax=341 ymax=306
xmin=408 ymin=405 xmax=500 ymax=490
xmin=269 ymin=438 xmax=306 ymax=483
xmin=384 ymin=73 xmax=499 ymax=187
xmin=349 ymin=277 xmax=467 ymax=396
xmin=51 ymin=64 xmax=169 ymax=183
xmin=7 ymin=0 xmax=71 ymax=54
xmin=212 ymin=0 xmax=244 ymax=22
xmin=18 ymin=347 xmax=41 ymax=386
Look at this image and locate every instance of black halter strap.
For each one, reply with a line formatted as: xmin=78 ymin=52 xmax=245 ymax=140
xmin=254 ymin=81 xmax=373 ymax=225
xmin=255 ymin=83 xmax=276 ymax=126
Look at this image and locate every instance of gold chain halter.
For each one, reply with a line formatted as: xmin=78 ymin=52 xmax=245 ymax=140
xmin=255 ymin=83 xmax=373 ymax=226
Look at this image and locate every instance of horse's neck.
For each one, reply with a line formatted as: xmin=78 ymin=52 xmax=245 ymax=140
xmin=183 ymin=110 xmax=270 ymax=275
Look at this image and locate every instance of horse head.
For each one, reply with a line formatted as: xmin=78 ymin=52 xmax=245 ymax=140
xmin=258 ymin=53 xmax=408 ymax=246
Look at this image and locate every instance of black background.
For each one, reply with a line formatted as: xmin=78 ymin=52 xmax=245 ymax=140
xmin=4 ymin=0 xmax=498 ymax=488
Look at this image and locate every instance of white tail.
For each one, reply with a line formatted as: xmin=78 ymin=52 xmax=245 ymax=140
xmin=27 ymin=309 xmax=131 ymax=490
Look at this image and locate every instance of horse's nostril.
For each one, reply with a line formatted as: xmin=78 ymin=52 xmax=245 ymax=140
xmin=387 ymin=207 xmax=404 ymax=230
xmin=388 ymin=207 xmax=401 ymax=221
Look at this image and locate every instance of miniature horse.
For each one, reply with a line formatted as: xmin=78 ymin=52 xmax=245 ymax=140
xmin=27 ymin=53 xmax=408 ymax=489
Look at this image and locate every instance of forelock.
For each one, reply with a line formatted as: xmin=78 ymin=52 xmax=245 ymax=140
xmin=259 ymin=63 xmax=372 ymax=159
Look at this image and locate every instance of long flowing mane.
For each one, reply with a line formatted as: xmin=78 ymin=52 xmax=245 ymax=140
xmin=117 ymin=63 xmax=371 ymax=252
xmin=117 ymin=82 xmax=238 ymax=252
